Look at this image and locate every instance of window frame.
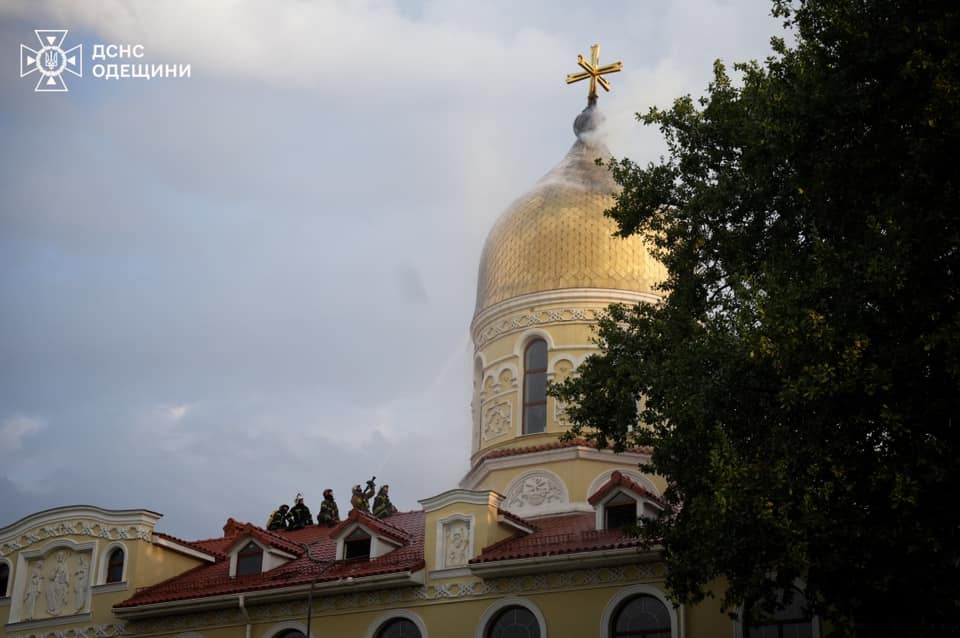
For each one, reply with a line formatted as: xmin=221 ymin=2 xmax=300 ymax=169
xmin=476 ymin=596 xmax=547 ymax=638
xmin=600 ymin=585 xmax=682 ymax=638
xmin=364 ymin=610 xmax=429 ymax=638
xmin=105 ymin=545 xmax=126 ymax=584
xmin=522 ymin=338 xmax=548 ymax=435
xmin=608 ymin=593 xmax=673 ymax=638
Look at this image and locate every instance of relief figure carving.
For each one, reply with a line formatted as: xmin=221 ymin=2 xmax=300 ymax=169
xmin=46 ymin=550 xmax=70 ymax=615
xmin=23 ymin=560 xmax=43 ymax=620
xmin=74 ymin=554 xmax=89 ymax=611
xmin=444 ymin=522 xmax=469 ymax=567
xmin=482 ymin=402 xmax=511 ymax=441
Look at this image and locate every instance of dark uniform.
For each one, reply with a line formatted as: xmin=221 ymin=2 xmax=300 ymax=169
xmin=318 ymin=489 xmax=340 ymax=526
xmin=288 ymin=494 xmax=313 ymax=530
xmin=373 ymin=485 xmax=398 ymax=518
xmin=267 ymin=505 xmax=289 ymax=531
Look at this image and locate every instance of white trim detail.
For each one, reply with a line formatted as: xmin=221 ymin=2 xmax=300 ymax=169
xmin=513 ymin=329 xmax=555 ymax=360
xmin=99 ymin=541 xmax=127 ymax=585
xmin=333 ymin=522 xmax=401 ymax=561
xmin=419 ymin=489 xmax=503 ymax=513
xmin=152 ymin=536 xmax=216 ymax=563
xmin=462 ymin=446 xmax=651 ymax=490
xmin=364 ymin=609 xmax=429 ymax=638
xmin=228 ymin=537 xmax=297 ymax=577
xmin=476 ymin=596 xmax=548 ymax=638
xmin=588 ymin=470 xmax=660 ymax=500
xmin=600 ymin=584 xmax=683 ymax=638
xmin=472 ymin=288 xmax=658 ymax=339
xmin=175 ymin=633 xmax=205 ymax=638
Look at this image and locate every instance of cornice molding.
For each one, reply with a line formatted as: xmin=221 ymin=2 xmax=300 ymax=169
xmin=418 ymin=489 xmax=503 ymax=513
xmin=460 ymin=445 xmax=650 ymax=490
xmin=471 ymin=288 xmax=660 ymax=348
xmin=0 ymin=506 xmax=161 ymax=543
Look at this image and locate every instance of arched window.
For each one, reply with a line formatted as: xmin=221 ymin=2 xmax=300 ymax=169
xmin=376 ymin=618 xmax=423 ymax=638
xmin=236 ymin=541 xmax=263 ymax=576
xmin=0 ymin=562 xmax=9 ymax=597
xmin=274 ymin=631 xmax=307 ymax=638
xmin=523 ymin=339 xmax=547 ymax=434
xmin=610 ymin=594 xmax=671 ymax=638
xmin=106 ymin=547 xmax=125 ymax=583
xmin=486 ymin=605 xmax=541 ymax=638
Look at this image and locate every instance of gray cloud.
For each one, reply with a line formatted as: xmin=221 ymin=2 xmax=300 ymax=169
xmin=0 ymin=1 xmax=780 ymax=537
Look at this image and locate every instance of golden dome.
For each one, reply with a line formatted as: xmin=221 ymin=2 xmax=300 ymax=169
xmin=475 ymin=111 xmax=665 ymax=315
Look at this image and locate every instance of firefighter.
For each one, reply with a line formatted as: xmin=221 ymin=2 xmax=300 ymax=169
xmin=317 ymin=488 xmax=340 ymax=526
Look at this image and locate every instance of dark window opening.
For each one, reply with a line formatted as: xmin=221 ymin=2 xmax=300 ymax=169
xmin=344 ymin=528 xmax=372 ymax=560
xmin=523 ymin=339 xmax=548 ymax=434
xmin=376 ymin=618 xmax=422 ymax=638
xmin=611 ymin=594 xmax=671 ymax=638
xmin=606 ymin=492 xmax=639 ymax=530
xmin=106 ymin=547 xmax=125 ymax=583
xmin=0 ymin=563 xmax=9 ymax=597
xmin=236 ymin=541 xmax=263 ymax=576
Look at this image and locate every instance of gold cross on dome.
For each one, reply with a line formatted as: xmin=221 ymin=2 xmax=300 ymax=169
xmin=566 ymin=43 xmax=622 ymax=101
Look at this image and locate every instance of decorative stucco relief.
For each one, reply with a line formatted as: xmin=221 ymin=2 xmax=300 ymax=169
xmin=475 ymin=307 xmax=605 ymax=348
xmin=505 ymin=471 xmax=566 ymax=510
xmin=10 ymin=624 xmax=126 ymax=638
xmin=20 ymin=548 xmax=92 ymax=621
xmin=1 ymin=520 xmax=150 ymax=557
xmin=482 ymin=402 xmax=512 ymax=441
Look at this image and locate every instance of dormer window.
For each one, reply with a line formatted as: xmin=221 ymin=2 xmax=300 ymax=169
xmin=344 ymin=528 xmax=371 ymax=560
xmin=605 ymin=493 xmax=638 ymax=530
xmin=589 ymin=471 xmax=664 ymax=531
xmin=236 ymin=541 xmax=263 ymax=576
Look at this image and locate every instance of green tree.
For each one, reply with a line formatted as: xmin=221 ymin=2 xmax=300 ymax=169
xmin=552 ymin=1 xmax=960 ymax=635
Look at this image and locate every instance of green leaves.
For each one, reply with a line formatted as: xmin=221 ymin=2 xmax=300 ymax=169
xmin=551 ymin=1 xmax=960 ymax=635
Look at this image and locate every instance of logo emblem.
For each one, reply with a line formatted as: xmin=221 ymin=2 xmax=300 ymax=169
xmin=20 ymin=30 xmax=82 ymax=92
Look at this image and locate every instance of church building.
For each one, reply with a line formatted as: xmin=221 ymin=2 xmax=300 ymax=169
xmin=0 ymin=47 xmax=818 ymax=638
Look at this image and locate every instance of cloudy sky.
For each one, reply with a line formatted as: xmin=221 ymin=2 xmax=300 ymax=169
xmin=0 ymin=0 xmax=782 ymax=539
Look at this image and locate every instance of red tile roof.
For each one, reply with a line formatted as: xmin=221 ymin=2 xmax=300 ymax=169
xmin=587 ymin=470 xmax=666 ymax=507
xmin=152 ymin=531 xmax=225 ymax=560
xmin=219 ymin=518 xmax=306 ymax=556
xmin=497 ymin=508 xmax=538 ymax=532
xmin=472 ymin=438 xmax=652 ymax=466
xmin=471 ymin=512 xmax=645 ymax=563
xmin=116 ymin=511 xmax=425 ymax=609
